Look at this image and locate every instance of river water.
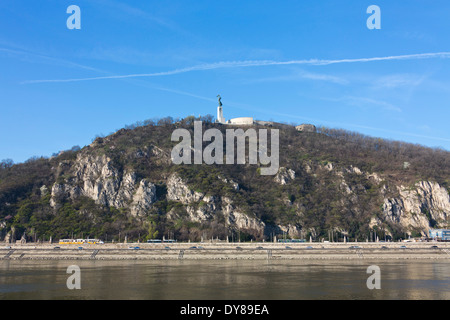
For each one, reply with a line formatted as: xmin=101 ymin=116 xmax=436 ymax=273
xmin=0 ymin=260 xmax=449 ymax=300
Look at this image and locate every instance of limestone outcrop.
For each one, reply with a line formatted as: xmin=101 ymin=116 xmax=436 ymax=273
xmin=295 ymin=124 xmax=317 ymax=133
xmin=376 ymin=181 xmax=450 ymax=235
xmin=50 ymin=154 xmax=144 ymax=214
xmin=274 ymin=167 xmax=296 ymax=185
xmin=130 ymin=179 xmax=157 ymax=217
xmin=167 ymin=174 xmax=204 ymax=204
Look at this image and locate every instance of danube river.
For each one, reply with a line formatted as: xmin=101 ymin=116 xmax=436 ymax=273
xmin=0 ymin=259 xmax=449 ymax=300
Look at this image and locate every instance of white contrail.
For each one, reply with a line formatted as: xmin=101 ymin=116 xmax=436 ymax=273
xmin=22 ymin=52 xmax=450 ymax=84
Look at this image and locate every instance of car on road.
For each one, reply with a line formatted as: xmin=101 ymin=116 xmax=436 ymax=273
xmin=305 ymin=246 xmax=314 ymax=250
xmin=399 ymin=245 xmax=408 ymax=249
xmin=53 ymin=246 xmax=61 ymax=250
xmin=256 ymin=246 xmax=264 ymax=250
xmin=164 ymin=246 xmax=171 ymax=250
xmin=236 ymin=247 xmax=243 ymax=251
xmin=285 ymin=246 xmax=292 ymax=250
xmin=189 ymin=246 xmax=197 ymax=249
xmin=349 ymin=246 xmax=361 ymax=249
xmin=430 ymin=245 xmax=439 ymax=249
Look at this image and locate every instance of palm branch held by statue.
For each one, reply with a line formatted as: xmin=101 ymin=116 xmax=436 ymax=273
xmin=217 ymin=95 xmax=222 ymax=107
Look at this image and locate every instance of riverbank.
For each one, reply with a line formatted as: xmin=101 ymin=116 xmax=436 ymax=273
xmin=1 ymin=242 xmax=450 ymax=260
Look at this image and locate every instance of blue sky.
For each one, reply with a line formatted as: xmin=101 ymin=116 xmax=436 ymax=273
xmin=1 ymin=0 xmax=450 ymax=163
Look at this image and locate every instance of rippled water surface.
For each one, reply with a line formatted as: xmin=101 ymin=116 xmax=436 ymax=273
xmin=0 ymin=260 xmax=449 ymax=300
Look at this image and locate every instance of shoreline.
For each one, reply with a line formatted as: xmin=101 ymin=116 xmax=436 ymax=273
xmin=2 ymin=242 xmax=450 ymax=261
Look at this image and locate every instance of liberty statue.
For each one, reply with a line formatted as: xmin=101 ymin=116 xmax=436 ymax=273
xmin=217 ymin=95 xmax=222 ymax=107
xmin=216 ymin=95 xmax=225 ymax=123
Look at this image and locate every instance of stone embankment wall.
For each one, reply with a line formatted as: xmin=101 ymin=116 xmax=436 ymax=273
xmin=2 ymin=242 xmax=450 ymax=261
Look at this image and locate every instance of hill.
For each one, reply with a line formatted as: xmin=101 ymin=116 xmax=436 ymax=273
xmin=1 ymin=115 xmax=449 ymax=243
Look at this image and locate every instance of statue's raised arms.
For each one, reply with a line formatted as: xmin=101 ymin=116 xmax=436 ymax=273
xmin=217 ymin=95 xmax=222 ymax=107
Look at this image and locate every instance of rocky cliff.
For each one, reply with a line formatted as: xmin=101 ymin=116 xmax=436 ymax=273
xmin=377 ymin=181 xmax=450 ymax=234
xmin=47 ymin=149 xmax=450 ymax=240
